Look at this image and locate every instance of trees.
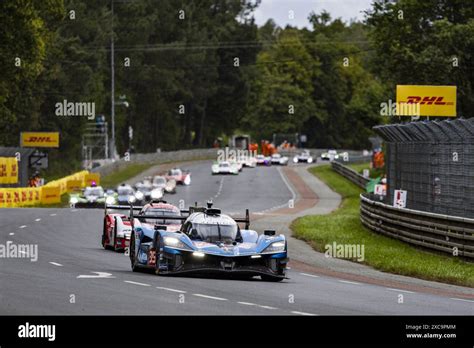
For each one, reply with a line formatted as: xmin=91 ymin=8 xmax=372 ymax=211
xmin=366 ymin=0 xmax=474 ymax=117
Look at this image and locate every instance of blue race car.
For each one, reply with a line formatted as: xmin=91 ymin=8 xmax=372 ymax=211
xmin=129 ymin=202 xmax=288 ymax=281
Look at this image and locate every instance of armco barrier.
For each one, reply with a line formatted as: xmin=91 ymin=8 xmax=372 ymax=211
xmin=331 ymin=161 xmax=370 ymax=189
xmin=360 ymin=193 xmax=474 ymax=259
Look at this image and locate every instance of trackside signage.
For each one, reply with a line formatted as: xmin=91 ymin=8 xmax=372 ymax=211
xmin=396 ymin=85 xmax=456 ymax=117
xmin=20 ymin=132 xmax=60 ymax=148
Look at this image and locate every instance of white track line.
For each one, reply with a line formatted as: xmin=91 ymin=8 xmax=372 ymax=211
xmin=338 ymin=280 xmax=361 ymax=285
xmin=291 ymin=311 xmax=318 ymax=316
xmin=237 ymin=302 xmax=256 ymax=306
xmin=9 ymin=233 xmax=14 ymax=236
xmin=156 ymin=286 xmax=186 ymax=294
xmin=193 ymin=294 xmax=228 ymax=301
xmin=386 ymin=288 xmax=414 ymax=294
xmin=256 ymin=305 xmax=277 ymax=310
xmin=450 ymin=298 xmax=474 ymax=303
xmin=19 ymin=225 xmax=27 ymax=229
xmin=50 ymin=213 xmax=57 ymax=216
xmin=49 ymin=262 xmax=63 ymax=267
xmin=300 ymin=272 xmax=320 ymax=278
xmin=35 ymin=218 xmax=41 ymax=222
xmin=124 ymin=280 xmax=150 ymax=287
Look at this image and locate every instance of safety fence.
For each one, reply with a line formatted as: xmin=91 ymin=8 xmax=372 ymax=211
xmin=0 ymin=170 xmax=99 ymax=207
xmin=360 ymin=194 xmax=474 ymax=259
xmin=331 ymin=161 xmax=369 ymax=189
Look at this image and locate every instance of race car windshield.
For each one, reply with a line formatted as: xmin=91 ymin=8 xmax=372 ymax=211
xmin=117 ymin=188 xmax=133 ymax=195
xmin=192 ymin=223 xmax=237 ymax=244
xmin=84 ymin=187 xmax=104 ymax=196
xmin=153 ymin=177 xmax=166 ymax=185
xmin=145 ymin=209 xmax=181 ymax=224
xmin=170 ymin=169 xmax=181 ymax=176
xmin=220 ymin=163 xmax=229 ymax=167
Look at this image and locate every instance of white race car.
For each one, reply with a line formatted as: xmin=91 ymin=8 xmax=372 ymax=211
xmin=212 ymin=161 xmax=239 ymax=175
xmin=321 ymin=149 xmax=339 ymax=161
xmin=271 ymin=153 xmax=289 ymax=165
xmin=293 ymin=150 xmax=314 ymax=164
xmin=152 ymin=175 xmax=176 ymax=194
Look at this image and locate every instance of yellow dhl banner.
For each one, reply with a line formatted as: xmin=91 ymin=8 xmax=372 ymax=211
xmin=0 ymin=170 xmax=98 ymax=207
xmin=0 ymin=157 xmax=19 ymax=184
xmin=84 ymin=173 xmax=100 ymax=186
xmin=0 ymin=187 xmax=41 ymax=208
xmin=21 ymin=132 xmax=60 ymax=148
xmin=41 ymin=186 xmax=61 ymax=204
xmin=396 ymin=85 xmax=457 ymax=117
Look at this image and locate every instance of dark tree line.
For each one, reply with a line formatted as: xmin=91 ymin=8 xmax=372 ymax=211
xmin=0 ymin=0 xmax=472 ymax=175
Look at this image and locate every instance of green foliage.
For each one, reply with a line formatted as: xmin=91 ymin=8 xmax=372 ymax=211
xmin=366 ymin=0 xmax=474 ymax=118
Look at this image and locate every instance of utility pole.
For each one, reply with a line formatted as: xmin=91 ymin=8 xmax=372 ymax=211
xmin=110 ymin=0 xmax=115 ymax=159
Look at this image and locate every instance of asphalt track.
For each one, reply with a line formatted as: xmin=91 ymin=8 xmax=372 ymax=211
xmin=0 ymin=161 xmax=473 ymax=315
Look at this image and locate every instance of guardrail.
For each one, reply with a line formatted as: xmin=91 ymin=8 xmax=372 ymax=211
xmin=360 ymin=194 xmax=474 ymax=259
xmin=331 ymin=161 xmax=369 ymax=189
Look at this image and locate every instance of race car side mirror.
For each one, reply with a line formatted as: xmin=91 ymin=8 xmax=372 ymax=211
xmin=264 ymin=230 xmax=275 ymax=236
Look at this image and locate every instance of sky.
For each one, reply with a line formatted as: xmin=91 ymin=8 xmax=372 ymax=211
xmin=253 ymin=0 xmax=374 ymax=28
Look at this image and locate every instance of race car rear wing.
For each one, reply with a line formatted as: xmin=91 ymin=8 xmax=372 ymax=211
xmin=105 ymin=204 xmax=142 ymax=216
xmin=129 ymin=207 xmax=250 ymax=230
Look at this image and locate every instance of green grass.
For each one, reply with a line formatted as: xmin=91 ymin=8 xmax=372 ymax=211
xmin=347 ymin=162 xmax=384 ymax=179
xmin=291 ymin=164 xmax=474 ymax=287
xmin=100 ymin=163 xmax=157 ymax=188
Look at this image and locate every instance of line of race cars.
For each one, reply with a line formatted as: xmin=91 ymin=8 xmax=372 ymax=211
xmin=69 ymin=168 xmax=190 ymax=208
xmin=211 ymin=149 xmax=347 ymax=174
xmin=101 ymin=200 xmax=288 ymax=281
xmin=74 ymin=149 xmax=346 ymax=281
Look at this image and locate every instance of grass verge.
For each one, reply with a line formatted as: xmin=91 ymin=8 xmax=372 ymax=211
xmin=291 ymin=165 xmax=474 ymax=287
xmin=100 ymin=163 xmax=157 ymax=188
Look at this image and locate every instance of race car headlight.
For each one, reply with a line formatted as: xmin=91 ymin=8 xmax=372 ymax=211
xmin=334 ymin=155 xmax=339 ymax=159
xmin=163 ymin=236 xmax=191 ymax=250
xmin=293 ymin=156 xmax=298 ymax=163
xmin=70 ymin=197 xmax=78 ymax=204
xmin=128 ymin=195 xmax=136 ymax=203
xmin=135 ymin=191 xmax=144 ymax=200
xmin=263 ymin=241 xmax=286 ymax=253
xmin=105 ymin=196 xmax=115 ymax=205
xmin=307 ymin=157 xmax=313 ymax=163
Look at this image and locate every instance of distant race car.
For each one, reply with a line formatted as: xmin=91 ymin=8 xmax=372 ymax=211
xmin=320 ymin=149 xmax=339 ymax=161
xmin=271 ymin=153 xmax=289 ymax=165
xmin=102 ymin=204 xmax=139 ymax=251
xmin=135 ymin=181 xmax=153 ymax=202
xmin=69 ymin=185 xmax=116 ymax=208
xmin=256 ymin=154 xmax=272 ymax=166
xmin=212 ymin=161 xmax=239 ymax=175
xmin=116 ymin=184 xmax=138 ymax=205
xmin=293 ymin=150 xmax=314 ymax=164
xmin=242 ymin=156 xmax=257 ymax=168
xmin=152 ymin=175 xmax=176 ymax=194
xmin=166 ymin=168 xmax=191 ymax=185
xmin=129 ymin=202 xmax=288 ymax=281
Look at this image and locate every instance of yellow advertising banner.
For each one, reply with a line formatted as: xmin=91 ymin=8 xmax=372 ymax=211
xmin=21 ymin=132 xmax=60 ymax=148
xmin=85 ymin=173 xmax=100 ymax=186
xmin=67 ymin=179 xmax=82 ymax=192
xmin=0 ymin=157 xmax=18 ymax=184
xmin=41 ymin=186 xmax=61 ymax=204
xmin=396 ymin=85 xmax=457 ymax=117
